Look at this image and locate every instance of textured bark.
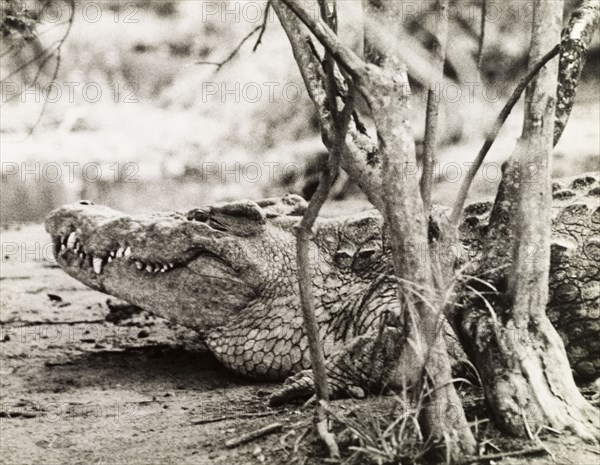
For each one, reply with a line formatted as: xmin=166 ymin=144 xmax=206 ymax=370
xmin=457 ymin=0 xmax=599 ymax=441
xmin=554 ymin=0 xmax=600 ymax=145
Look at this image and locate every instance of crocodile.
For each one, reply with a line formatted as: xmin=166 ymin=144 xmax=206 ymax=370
xmin=45 ymin=173 xmax=599 ymax=403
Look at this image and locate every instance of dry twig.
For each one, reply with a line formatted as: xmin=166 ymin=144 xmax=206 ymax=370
xmin=252 ymin=1 xmax=271 ymax=52
xmin=195 ymin=25 xmax=262 ymax=70
xmin=3 ymin=0 xmax=74 ymax=139
xmin=457 ymin=446 xmax=546 ymax=464
xmin=224 ymin=422 xmax=283 ymax=448
xmin=191 ymin=411 xmax=276 ymax=425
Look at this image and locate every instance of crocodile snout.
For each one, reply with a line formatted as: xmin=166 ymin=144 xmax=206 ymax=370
xmin=45 ymin=203 xmax=232 ymax=277
xmin=45 ymin=202 xmax=257 ymax=328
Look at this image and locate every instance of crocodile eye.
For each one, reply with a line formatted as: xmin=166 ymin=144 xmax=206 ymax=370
xmin=334 ymin=250 xmax=354 ymax=268
xmin=187 ymin=208 xmax=210 ymax=222
xmin=212 ymin=200 xmax=265 ymax=223
xmin=357 ymin=248 xmax=375 ymax=259
xmin=352 ymin=242 xmax=381 ymax=272
xmin=79 ymin=200 xmax=93 ymax=206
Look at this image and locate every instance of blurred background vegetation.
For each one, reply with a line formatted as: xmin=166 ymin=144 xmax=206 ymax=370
xmin=1 ymin=0 xmax=598 ymax=224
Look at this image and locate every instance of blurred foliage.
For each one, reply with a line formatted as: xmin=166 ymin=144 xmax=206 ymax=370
xmin=1 ymin=0 xmax=38 ymax=40
xmin=1 ymin=0 xmax=598 ymax=223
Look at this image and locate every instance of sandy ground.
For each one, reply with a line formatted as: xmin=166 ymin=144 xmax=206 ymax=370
xmin=1 ymin=224 xmax=599 ymax=465
xmin=1 ymin=223 xmax=302 ymax=465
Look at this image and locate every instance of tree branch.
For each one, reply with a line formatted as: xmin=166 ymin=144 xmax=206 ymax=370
xmin=506 ymin=0 xmax=559 ymax=327
xmin=279 ymin=0 xmax=366 ymax=80
xmin=195 ymin=25 xmax=262 ymax=70
xmin=252 ymin=1 xmax=271 ymax=52
xmin=6 ymin=0 xmax=75 ymax=139
xmin=293 ymin=71 xmax=355 ymax=465
xmin=361 ymin=0 xmax=477 ymax=458
xmin=272 ymin=1 xmax=384 ymax=211
xmin=288 ymin=2 xmax=357 ymax=457
xmin=449 ymin=43 xmax=559 ymax=226
xmin=318 ymin=0 xmax=338 ymax=121
xmin=420 ymin=0 xmax=450 ymax=213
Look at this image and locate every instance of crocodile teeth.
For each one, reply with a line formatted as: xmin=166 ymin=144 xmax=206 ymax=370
xmin=67 ymin=232 xmax=77 ymax=248
xmin=168 ymin=263 xmax=175 ymax=269
xmin=116 ymin=247 xmax=124 ymax=258
xmin=135 ymin=261 xmax=144 ymax=270
xmin=107 ymin=256 xmax=113 ymax=263
xmin=161 ymin=265 xmax=168 ymax=272
xmin=109 ymin=251 xmax=116 ymax=258
xmin=145 ymin=264 xmax=154 ymax=273
xmin=79 ymin=252 xmax=85 ymax=259
xmin=124 ymin=247 xmax=132 ymax=258
xmin=93 ymin=257 xmax=104 ymax=275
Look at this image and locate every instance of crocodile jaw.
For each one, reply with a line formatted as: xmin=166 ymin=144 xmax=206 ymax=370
xmin=45 ymin=203 xmax=257 ymax=329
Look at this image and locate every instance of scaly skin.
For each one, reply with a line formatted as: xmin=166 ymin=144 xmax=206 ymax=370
xmin=45 ymin=173 xmax=599 ymax=403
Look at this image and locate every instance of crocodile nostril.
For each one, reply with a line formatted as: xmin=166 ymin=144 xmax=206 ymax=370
xmin=79 ymin=200 xmax=94 ymax=206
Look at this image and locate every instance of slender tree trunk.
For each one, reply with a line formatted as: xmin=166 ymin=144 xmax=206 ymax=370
xmin=362 ymin=0 xmax=476 ymax=457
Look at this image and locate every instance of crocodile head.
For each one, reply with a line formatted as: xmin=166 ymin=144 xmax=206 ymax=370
xmin=44 ymin=195 xmax=311 ymax=330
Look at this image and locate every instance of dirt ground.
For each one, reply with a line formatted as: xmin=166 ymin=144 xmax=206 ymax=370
xmin=1 ymin=224 xmax=599 ymax=465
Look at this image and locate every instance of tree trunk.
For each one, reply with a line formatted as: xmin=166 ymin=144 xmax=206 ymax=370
xmin=362 ymin=0 xmax=476 ymax=457
xmin=457 ymin=0 xmax=599 ymax=441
